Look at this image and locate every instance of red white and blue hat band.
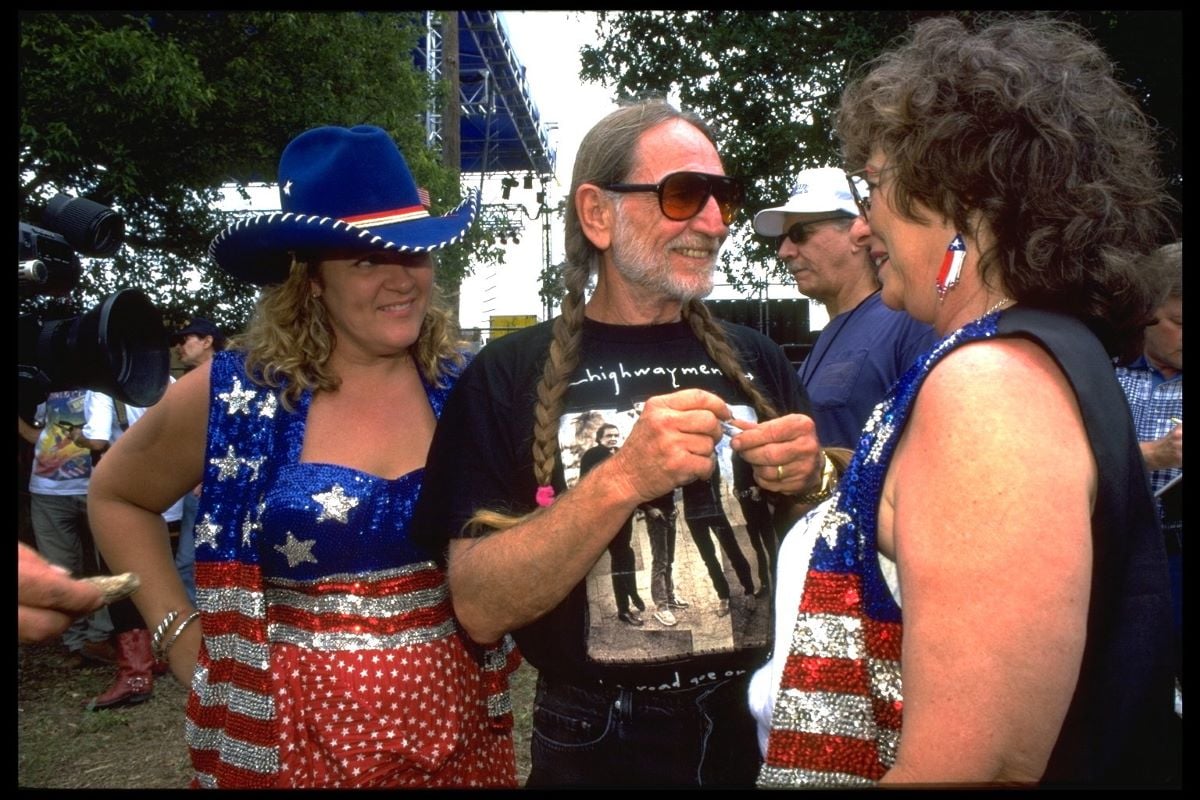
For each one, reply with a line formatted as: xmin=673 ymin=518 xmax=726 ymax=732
xmin=341 ymin=205 xmax=429 ymax=226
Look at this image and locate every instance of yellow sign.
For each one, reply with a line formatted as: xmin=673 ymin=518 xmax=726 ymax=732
xmin=490 ymin=314 xmax=538 ymax=339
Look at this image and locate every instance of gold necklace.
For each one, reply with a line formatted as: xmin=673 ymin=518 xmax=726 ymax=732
xmin=983 ymin=296 xmax=1014 ymax=316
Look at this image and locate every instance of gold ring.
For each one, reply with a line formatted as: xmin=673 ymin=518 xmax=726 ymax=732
xmin=776 ymin=464 xmax=785 ymax=481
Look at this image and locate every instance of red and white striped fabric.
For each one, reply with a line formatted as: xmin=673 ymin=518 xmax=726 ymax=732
xmin=759 ymin=566 xmax=902 ymax=787
xmin=186 ymin=560 xmax=516 ymax=788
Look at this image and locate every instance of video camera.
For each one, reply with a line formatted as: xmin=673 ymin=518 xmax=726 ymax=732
xmin=19 ymin=193 xmax=170 ymax=420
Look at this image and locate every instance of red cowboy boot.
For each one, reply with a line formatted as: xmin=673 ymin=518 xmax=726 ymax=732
xmin=86 ymin=628 xmax=155 ymax=710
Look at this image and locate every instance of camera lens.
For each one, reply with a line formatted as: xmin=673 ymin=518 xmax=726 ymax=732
xmin=44 ymin=193 xmax=125 ymax=257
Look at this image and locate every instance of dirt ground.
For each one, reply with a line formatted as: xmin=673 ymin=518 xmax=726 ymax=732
xmin=17 ymin=640 xmax=536 ymax=788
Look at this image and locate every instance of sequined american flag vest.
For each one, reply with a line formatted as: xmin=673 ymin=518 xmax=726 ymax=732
xmin=758 ymin=312 xmax=1003 ymax=787
xmin=186 ymin=350 xmax=516 ymax=787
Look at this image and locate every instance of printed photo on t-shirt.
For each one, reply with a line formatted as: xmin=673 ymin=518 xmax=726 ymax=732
xmin=33 ymin=391 xmax=91 ymax=481
xmin=561 ymin=403 xmax=774 ymax=666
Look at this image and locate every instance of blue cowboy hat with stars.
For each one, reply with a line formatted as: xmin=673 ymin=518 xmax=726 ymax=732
xmin=209 ymin=125 xmax=478 ymax=285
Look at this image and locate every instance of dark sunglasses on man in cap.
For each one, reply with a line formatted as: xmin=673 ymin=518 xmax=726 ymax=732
xmin=772 ymin=216 xmax=853 ymax=251
xmin=601 ymin=171 xmax=745 ymax=226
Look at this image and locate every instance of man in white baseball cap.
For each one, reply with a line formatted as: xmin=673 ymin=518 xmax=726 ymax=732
xmin=752 ymin=166 xmax=860 ymax=236
xmin=753 ymin=167 xmax=935 ymax=449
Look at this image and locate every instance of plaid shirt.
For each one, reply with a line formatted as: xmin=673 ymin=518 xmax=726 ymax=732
xmin=1114 ymin=356 xmax=1182 ymax=500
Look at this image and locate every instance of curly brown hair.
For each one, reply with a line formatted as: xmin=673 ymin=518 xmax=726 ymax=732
xmin=836 ymin=14 xmax=1174 ymax=357
xmin=232 ymin=254 xmax=464 ymax=410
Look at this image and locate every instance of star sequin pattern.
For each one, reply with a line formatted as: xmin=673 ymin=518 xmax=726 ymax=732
xmin=312 ymin=484 xmax=359 ymax=524
xmin=258 ymin=393 xmax=278 ymax=419
xmin=195 ymin=513 xmax=223 ymax=550
xmin=241 ymin=501 xmax=265 ymax=547
xmin=218 ymin=376 xmax=257 ymax=415
xmin=210 ymin=445 xmax=243 ymax=481
xmin=275 ymin=532 xmax=319 ymax=568
xmin=243 ymin=455 xmax=267 ymax=482
xmin=815 ymin=501 xmax=851 ymax=549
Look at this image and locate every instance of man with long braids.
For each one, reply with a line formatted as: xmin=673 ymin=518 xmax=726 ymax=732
xmin=415 ymin=101 xmax=830 ymax=787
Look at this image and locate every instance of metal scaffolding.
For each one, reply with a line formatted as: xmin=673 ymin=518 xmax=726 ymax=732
xmin=417 ymin=11 xmax=556 ymax=178
xmin=417 ymin=11 xmax=559 ymax=332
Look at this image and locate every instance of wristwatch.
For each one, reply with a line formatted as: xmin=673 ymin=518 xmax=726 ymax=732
xmin=794 ymin=450 xmax=837 ymax=505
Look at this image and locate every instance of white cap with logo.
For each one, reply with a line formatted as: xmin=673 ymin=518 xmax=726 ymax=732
xmin=752 ymin=167 xmax=863 ymax=237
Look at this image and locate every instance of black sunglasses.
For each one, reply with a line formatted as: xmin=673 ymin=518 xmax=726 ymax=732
xmin=602 ymin=171 xmax=745 ymax=225
xmin=774 ymin=216 xmax=853 ymax=250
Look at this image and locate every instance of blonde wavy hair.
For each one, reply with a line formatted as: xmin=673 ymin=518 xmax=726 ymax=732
xmin=233 ymin=254 xmax=464 ymax=410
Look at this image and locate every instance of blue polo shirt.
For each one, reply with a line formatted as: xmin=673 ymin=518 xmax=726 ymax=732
xmin=799 ymin=291 xmax=936 ymax=450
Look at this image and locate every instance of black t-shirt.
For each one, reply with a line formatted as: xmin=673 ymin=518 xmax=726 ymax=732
xmin=414 ymin=316 xmax=809 ymax=689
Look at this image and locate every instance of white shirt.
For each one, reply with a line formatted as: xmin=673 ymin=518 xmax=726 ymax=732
xmin=747 ymin=497 xmax=902 ymax=755
xmin=82 ymin=384 xmax=184 ymax=523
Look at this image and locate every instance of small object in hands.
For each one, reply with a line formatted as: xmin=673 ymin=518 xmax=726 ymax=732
xmin=83 ymin=572 xmax=141 ymax=605
xmin=1169 ymin=417 xmax=1182 ymax=427
xmin=721 ymin=418 xmax=755 ymax=441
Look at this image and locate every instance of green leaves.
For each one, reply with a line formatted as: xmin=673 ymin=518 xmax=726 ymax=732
xmin=580 ymin=10 xmax=1180 ymax=290
xmin=19 ymin=11 xmax=468 ymax=332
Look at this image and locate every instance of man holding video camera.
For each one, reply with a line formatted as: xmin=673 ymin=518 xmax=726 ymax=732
xmin=18 ymin=192 xmax=170 ymax=655
xmin=18 ymin=391 xmax=115 ymax=665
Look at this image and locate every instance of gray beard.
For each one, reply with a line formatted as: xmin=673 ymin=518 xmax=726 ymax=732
xmin=608 ymin=217 xmax=717 ymax=302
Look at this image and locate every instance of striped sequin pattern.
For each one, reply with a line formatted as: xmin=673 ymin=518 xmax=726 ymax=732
xmin=186 ymin=559 xmax=459 ymax=785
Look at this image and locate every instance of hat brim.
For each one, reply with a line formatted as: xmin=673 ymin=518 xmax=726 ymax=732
xmin=752 ymin=207 xmax=854 ymax=237
xmin=209 ymin=192 xmax=478 ymax=286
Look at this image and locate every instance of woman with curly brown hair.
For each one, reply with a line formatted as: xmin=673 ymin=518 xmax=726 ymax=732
xmin=752 ymin=16 xmax=1178 ymax=787
xmin=88 ymin=126 xmax=518 ymax=788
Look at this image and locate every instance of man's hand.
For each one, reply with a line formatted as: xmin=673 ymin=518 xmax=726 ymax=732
xmin=599 ymin=389 xmax=730 ymax=504
xmin=1143 ymin=420 xmax=1183 ymax=472
xmin=18 ymin=543 xmax=104 ymax=644
xmin=727 ymin=412 xmax=823 ymax=496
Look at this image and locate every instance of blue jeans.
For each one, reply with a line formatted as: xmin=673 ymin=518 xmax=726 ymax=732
xmin=175 ymin=492 xmax=198 ymax=605
xmin=527 ymin=672 xmax=760 ymax=787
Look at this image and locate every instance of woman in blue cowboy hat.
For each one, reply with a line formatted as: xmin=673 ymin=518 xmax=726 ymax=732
xmin=88 ymin=125 xmax=518 ymax=788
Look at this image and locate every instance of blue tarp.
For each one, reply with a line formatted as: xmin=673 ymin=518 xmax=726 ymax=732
xmin=414 ymin=11 xmax=556 ymax=178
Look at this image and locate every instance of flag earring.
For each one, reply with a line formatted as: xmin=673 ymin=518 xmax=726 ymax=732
xmin=936 ymin=234 xmax=966 ymax=299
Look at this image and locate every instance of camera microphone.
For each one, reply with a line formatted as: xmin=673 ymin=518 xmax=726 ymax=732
xmin=18 ymin=259 xmax=48 ymax=288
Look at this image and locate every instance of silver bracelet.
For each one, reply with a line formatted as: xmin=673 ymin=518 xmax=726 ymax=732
xmin=150 ymin=610 xmax=180 ymax=661
xmin=159 ymin=610 xmax=201 ymax=660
